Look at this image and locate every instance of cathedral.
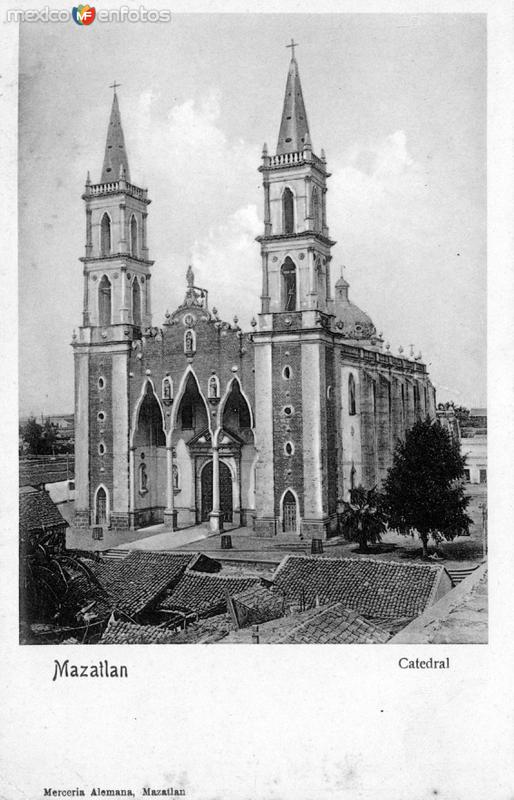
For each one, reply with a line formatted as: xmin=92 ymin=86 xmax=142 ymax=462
xmin=72 ymin=48 xmax=436 ymax=542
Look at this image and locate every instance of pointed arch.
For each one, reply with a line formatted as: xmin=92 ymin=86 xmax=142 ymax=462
xmin=218 ymin=377 xmax=254 ymax=442
xmin=171 ymin=367 xmax=211 ymax=435
xmin=98 ymin=275 xmax=112 ymax=327
xmin=132 ymin=277 xmax=141 ymax=327
xmin=100 ymin=212 xmax=111 ymax=256
xmin=94 ymin=484 xmax=110 ymax=526
xmin=130 ymin=214 xmax=138 ymax=257
xmin=281 ymin=256 xmax=297 ymax=312
xmin=130 ymin=379 xmax=166 ymax=447
xmin=282 ymin=187 xmax=295 ymax=234
xmin=279 ymin=487 xmax=300 ymax=534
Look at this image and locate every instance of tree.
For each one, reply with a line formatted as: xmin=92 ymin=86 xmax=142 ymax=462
xmin=20 ymin=416 xmax=44 ymax=455
xmin=20 ymin=416 xmax=59 ymax=455
xmin=41 ymin=419 xmax=58 ymax=455
xmin=382 ymin=416 xmax=471 ymax=559
xmin=341 ymin=485 xmax=387 ymax=553
xmin=440 ymin=401 xmax=470 ymax=426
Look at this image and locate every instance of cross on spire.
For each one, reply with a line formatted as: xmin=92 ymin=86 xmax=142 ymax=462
xmin=109 ymin=80 xmax=121 ymax=95
xmin=286 ymin=38 xmax=298 ymax=59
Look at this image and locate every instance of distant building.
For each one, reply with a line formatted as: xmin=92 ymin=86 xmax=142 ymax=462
xmin=19 ymin=456 xmax=75 ymax=508
xmin=460 ymin=407 xmax=487 ymax=485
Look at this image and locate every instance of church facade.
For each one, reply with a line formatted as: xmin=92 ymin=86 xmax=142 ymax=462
xmin=72 ymin=51 xmax=436 ymax=542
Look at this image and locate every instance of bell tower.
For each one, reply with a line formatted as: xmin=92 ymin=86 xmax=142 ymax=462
xmin=80 ymin=84 xmax=153 ymax=332
xmin=257 ymin=40 xmax=335 ymax=324
xmin=253 ymin=43 xmax=339 ymax=540
xmin=72 ymin=85 xmax=153 ymax=533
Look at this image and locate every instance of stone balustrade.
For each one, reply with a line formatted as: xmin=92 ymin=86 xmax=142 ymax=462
xmin=267 ymin=151 xmax=325 ymax=170
xmin=86 ymin=180 xmax=147 ymax=201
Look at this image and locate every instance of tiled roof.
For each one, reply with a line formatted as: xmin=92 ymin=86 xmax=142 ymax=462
xmin=228 ymin=583 xmax=285 ymax=628
xmin=90 ymin=551 xmax=194 ymax=618
xmin=19 ymin=460 xmax=75 ymax=488
xmin=19 ymin=487 xmax=68 ymax=536
xmin=274 ymin=604 xmax=390 ymax=644
xmin=165 ymin=615 xmax=232 ymax=644
xmin=392 ymin=564 xmax=488 ymax=644
xmin=273 ymin=555 xmax=447 ymax=619
xmin=99 ymin=618 xmax=181 ymax=644
xmin=159 ymin=573 xmax=261 ymax=616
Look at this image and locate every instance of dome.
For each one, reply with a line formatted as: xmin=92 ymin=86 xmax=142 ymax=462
xmin=333 ymin=271 xmax=376 ymax=339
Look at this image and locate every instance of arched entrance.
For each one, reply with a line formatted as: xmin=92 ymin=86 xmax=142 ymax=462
xmin=95 ymin=487 xmax=108 ymax=525
xmin=201 ymin=461 xmax=233 ymax=524
xmin=282 ymin=490 xmax=297 ymax=533
xmin=132 ymin=381 xmax=166 ymax=527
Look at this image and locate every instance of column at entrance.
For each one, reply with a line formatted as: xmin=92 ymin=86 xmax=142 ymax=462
xmin=209 ymin=445 xmax=224 ymax=532
xmin=129 ymin=446 xmax=135 ymax=526
xmin=164 ymin=444 xmax=177 ymax=530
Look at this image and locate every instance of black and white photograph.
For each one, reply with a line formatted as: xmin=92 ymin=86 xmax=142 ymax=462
xmin=17 ymin=12 xmax=487 ymax=647
xmin=2 ymin=2 xmax=513 ymax=798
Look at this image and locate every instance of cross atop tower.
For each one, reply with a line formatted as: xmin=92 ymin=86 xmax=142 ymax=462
xmin=109 ymin=80 xmax=121 ymax=95
xmin=286 ymin=38 xmax=298 ymax=59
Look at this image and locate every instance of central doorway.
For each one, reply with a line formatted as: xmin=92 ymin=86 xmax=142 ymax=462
xmin=201 ymin=461 xmax=233 ymax=524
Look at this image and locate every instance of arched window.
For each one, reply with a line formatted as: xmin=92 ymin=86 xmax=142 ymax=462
xmin=100 ymin=213 xmax=111 ymax=256
xmin=281 ymin=257 xmax=296 ymax=312
xmin=98 ymin=276 xmax=111 ymax=327
xmin=208 ymin=375 xmax=220 ymax=399
xmin=130 ymin=215 xmax=138 ymax=257
xmin=348 ymin=374 xmax=356 ymax=416
xmin=414 ymin=383 xmax=421 ymax=418
xmin=282 ymin=188 xmax=295 ymax=234
xmin=184 ymin=329 xmax=196 ymax=356
xmin=162 ymin=377 xmax=173 ymax=402
xmin=95 ymin=487 xmax=108 ymax=525
xmin=132 ymin=278 xmax=141 ymax=327
xmin=311 ymin=187 xmax=321 ymax=231
xmin=139 ymin=460 xmax=148 ymax=493
xmin=316 ymin=259 xmax=325 ymax=302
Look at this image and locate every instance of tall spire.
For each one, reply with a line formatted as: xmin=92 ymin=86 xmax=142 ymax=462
xmin=101 ymin=89 xmax=131 ymax=183
xmin=276 ymin=41 xmax=311 ymax=155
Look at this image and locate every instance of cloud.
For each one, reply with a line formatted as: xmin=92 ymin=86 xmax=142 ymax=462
xmin=330 ymin=130 xmax=429 ymax=247
xmin=128 ymin=89 xmax=261 ymax=320
xmin=190 ymin=204 xmax=261 ymax=325
xmin=132 ymin=88 xmax=257 ymax=217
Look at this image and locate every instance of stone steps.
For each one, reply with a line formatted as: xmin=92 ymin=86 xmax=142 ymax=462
xmin=446 ymin=565 xmax=479 ymax=587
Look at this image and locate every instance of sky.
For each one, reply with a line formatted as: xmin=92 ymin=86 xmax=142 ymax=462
xmin=18 ymin=13 xmax=486 ymax=417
